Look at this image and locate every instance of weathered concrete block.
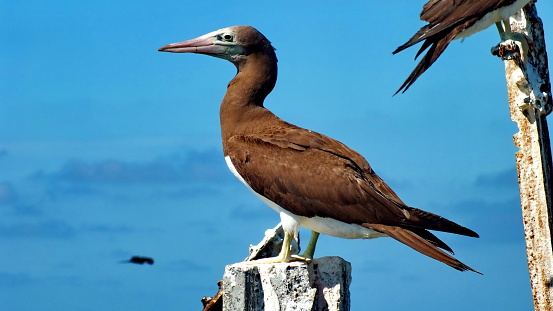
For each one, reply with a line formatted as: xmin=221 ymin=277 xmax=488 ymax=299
xmin=222 ymin=256 xmax=351 ymax=311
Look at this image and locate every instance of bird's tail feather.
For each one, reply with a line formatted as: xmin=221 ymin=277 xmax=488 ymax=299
xmin=394 ymin=40 xmax=443 ymax=94
xmin=408 ymin=227 xmax=454 ymax=254
xmin=364 ymin=224 xmax=481 ymax=274
xmin=393 ymin=26 xmax=432 ymax=55
xmin=394 ymin=28 xmax=460 ymax=94
xmin=405 ymin=207 xmax=479 ymax=238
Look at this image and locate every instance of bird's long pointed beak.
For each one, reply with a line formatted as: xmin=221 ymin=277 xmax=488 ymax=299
xmin=158 ymin=32 xmax=226 ymax=55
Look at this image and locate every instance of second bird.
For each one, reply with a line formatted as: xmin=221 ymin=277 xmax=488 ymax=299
xmin=393 ymin=0 xmax=532 ymax=94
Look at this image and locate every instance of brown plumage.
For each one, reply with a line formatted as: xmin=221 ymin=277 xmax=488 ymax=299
xmin=393 ymin=0 xmax=532 ymax=94
xmin=159 ymin=26 xmax=479 ymax=272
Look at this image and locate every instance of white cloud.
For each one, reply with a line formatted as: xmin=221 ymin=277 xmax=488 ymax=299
xmin=32 ymin=148 xmax=232 ymax=185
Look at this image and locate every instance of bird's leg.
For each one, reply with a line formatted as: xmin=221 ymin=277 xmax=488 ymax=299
xmin=292 ymin=231 xmax=320 ymax=261
xmin=503 ymin=19 xmax=513 ymax=39
xmin=497 ymin=19 xmax=521 ymax=41
xmin=244 ymin=231 xmax=294 ymax=264
xmin=499 ymin=18 xmax=532 ymax=48
xmin=495 ymin=21 xmax=507 ymax=41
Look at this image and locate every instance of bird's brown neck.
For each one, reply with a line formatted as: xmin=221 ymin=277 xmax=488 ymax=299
xmin=220 ymin=50 xmax=278 ymax=146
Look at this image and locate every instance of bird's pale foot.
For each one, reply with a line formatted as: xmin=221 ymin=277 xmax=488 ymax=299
xmin=290 ymin=254 xmax=312 ymax=262
xmin=244 ymin=253 xmax=293 ymax=264
xmin=244 ymin=231 xmax=294 ymax=264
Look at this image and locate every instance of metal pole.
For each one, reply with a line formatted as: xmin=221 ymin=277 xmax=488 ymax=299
xmin=494 ymin=1 xmax=553 ymax=309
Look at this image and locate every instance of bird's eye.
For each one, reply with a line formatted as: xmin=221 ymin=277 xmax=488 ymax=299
xmin=217 ymin=34 xmax=234 ymax=42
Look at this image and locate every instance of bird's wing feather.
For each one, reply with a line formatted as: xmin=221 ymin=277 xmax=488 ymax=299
xmin=227 ymin=131 xmax=409 ymax=225
xmin=396 ymin=0 xmax=519 ymax=51
xmin=393 ymin=0 xmax=519 ymax=93
xmin=394 ymin=25 xmax=463 ymax=94
xmin=225 ymin=123 xmax=477 ymax=237
xmin=420 ymin=0 xmax=519 ymax=35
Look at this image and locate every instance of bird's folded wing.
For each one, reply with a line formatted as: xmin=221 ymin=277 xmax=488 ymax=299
xmin=419 ymin=0 xmax=517 ymax=38
xmin=259 ymin=124 xmax=407 ymax=205
xmin=226 ymin=126 xmax=479 ymax=238
xmin=225 ymin=128 xmax=414 ymax=225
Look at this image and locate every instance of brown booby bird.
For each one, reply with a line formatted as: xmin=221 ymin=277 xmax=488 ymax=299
xmin=159 ymin=26 xmax=479 ymax=272
xmin=393 ymin=0 xmax=532 ymax=94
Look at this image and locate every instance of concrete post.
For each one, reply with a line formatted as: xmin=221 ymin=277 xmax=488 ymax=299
xmin=222 ymin=256 xmax=351 ymax=311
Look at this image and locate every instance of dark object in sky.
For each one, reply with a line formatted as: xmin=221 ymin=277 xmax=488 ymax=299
xmin=393 ymin=0 xmax=532 ymax=94
xmin=120 ymin=256 xmax=154 ymax=265
xmin=159 ymin=26 xmax=480 ymax=272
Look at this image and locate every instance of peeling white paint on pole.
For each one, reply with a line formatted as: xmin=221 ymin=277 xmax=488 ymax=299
xmin=496 ymin=1 xmax=553 ymax=309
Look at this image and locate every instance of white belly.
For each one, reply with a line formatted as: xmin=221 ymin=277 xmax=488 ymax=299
xmin=224 ymin=156 xmax=387 ymax=240
xmin=456 ymin=0 xmax=531 ymax=39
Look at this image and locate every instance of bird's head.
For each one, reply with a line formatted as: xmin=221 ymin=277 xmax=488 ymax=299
xmin=158 ymin=25 xmax=276 ymax=66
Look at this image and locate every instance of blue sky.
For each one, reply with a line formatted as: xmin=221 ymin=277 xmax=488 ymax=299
xmin=2 ymin=0 xmax=552 ymax=310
